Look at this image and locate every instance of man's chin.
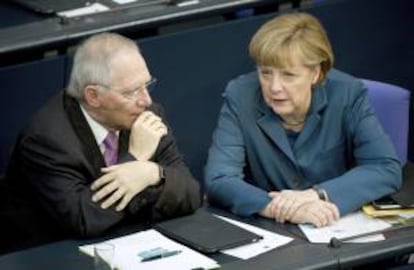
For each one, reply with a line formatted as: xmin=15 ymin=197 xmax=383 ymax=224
xmin=113 ymin=121 xmax=133 ymax=131
xmin=125 ymin=116 xmax=139 ymax=129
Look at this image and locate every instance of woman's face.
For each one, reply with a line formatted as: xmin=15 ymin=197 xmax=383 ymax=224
xmin=258 ymin=63 xmax=321 ymax=122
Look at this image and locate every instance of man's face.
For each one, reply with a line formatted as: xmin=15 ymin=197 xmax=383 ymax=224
xmin=88 ymin=51 xmax=154 ymax=130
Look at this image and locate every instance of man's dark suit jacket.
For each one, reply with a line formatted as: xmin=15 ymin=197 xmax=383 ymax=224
xmin=4 ymin=91 xmax=200 ymax=250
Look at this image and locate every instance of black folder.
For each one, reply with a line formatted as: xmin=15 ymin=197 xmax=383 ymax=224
xmin=154 ymin=210 xmax=263 ymax=253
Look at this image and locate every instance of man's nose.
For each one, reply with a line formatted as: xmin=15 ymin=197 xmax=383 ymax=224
xmin=136 ymin=89 xmax=152 ymax=107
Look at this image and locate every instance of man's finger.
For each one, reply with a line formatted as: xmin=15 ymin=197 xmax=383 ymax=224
xmin=101 ymin=188 xmax=124 ymax=209
xmin=116 ymin=193 xmax=133 ymax=212
xmin=91 ymin=172 xmax=115 ymax=191
xmin=92 ymin=180 xmax=119 ymax=202
xmin=134 ymin=111 xmax=153 ymax=125
xmin=101 ymin=164 xmax=120 ymax=173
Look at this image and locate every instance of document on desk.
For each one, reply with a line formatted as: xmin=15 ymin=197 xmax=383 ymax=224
xmin=215 ymin=215 xmax=293 ymax=259
xmin=112 ymin=0 xmax=138 ymax=3
xmin=57 ymin=3 xmax=110 ymax=18
xmin=299 ymin=211 xmax=391 ymax=243
xmin=79 ymin=229 xmax=219 ymax=270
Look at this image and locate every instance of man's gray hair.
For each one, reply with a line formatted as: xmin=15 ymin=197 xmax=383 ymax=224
xmin=66 ymin=33 xmax=139 ymax=101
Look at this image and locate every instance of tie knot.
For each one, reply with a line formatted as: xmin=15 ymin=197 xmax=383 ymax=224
xmin=103 ymin=132 xmax=118 ymax=166
xmin=103 ymin=132 xmax=118 ymax=150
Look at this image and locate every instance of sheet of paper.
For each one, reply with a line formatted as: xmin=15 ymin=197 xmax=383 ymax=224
xmin=348 ymin=234 xmax=385 ymax=243
xmin=215 ymin=215 xmax=293 ymax=259
xmin=79 ymin=229 xmax=218 ymax=270
xmin=58 ymin=3 xmax=110 ymax=18
xmin=299 ymin=211 xmax=391 ymax=243
xmin=177 ymin=0 xmax=200 ymax=7
xmin=112 ymin=0 xmax=137 ymax=3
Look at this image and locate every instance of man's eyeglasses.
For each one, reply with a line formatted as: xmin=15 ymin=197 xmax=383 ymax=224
xmin=119 ymin=77 xmax=157 ymax=100
xmin=96 ymin=77 xmax=157 ymax=100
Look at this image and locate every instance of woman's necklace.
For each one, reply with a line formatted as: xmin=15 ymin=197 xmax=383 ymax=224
xmin=282 ymin=119 xmax=305 ymax=126
xmin=281 ymin=118 xmax=306 ymax=131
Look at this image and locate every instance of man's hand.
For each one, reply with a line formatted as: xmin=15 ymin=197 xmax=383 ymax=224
xmin=129 ymin=111 xmax=168 ymax=161
xmin=90 ymin=161 xmax=160 ymax=211
xmin=267 ymin=189 xmax=319 ymax=223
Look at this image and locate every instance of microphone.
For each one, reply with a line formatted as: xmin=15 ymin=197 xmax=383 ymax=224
xmin=328 ymin=237 xmax=342 ymax=248
xmin=327 ymin=224 xmax=410 ymax=248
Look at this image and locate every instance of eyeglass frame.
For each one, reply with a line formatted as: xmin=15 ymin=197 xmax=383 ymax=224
xmin=94 ymin=77 xmax=157 ymax=100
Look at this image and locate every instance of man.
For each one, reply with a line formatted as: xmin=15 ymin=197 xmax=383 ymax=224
xmin=5 ymin=33 xmax=200 ymax=248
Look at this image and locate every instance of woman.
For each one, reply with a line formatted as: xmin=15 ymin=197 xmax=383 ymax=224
xmin=204 ymin=12 xmax=401 ymax=227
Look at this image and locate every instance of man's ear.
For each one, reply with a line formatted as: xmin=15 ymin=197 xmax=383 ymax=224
xmin=84 ymin=85 xmax=100 ymax=107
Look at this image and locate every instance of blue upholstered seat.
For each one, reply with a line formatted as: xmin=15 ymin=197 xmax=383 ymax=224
xmin=362 ymin=79 xmax=410 ymax=164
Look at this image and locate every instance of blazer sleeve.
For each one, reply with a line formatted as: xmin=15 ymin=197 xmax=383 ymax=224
xmin=17 ymin=134 xmax=125 ymax=238
xmin=318 ymin=80 xmax=402 ymax=215
xmin=204 ymin=82 xmax=271 ymax=217
xmin=127 ymin=104 xmax=201 ymax=219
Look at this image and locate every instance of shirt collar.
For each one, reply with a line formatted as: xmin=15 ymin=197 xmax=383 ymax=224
xmin=80 ymin=105 xmax=111 ymax=146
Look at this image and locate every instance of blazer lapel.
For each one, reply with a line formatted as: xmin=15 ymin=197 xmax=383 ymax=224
xmin=63 ymin=93 xmax=105 ymax=178
xmin=256 ymin=92 xmax=296 ymax=164
xmin=294 ymin=84 xmax=327 ymax=151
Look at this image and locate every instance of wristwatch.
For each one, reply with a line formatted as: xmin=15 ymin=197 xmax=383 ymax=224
xmin=313 ymin=185 xmax=329 ymax=201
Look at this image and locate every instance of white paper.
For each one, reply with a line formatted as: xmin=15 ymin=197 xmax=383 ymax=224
xmin=112 ymin=0 xmax=137 ymax=3
xmin=215 ymin=215 xmax=293 ymax=259
xmin=299 ymin=211 xmax=391 ymax=243
xmin=347 ymin=234 xmax=385 ymax=243
xmin=58 ymin=3 xmax=110 ymax=18
xmin=79 ymin=229 xmax=218 ymax=270
xmin=399 ymin=213 xmax=414 ymax=219
xmin=177 ymin=0 xmax=200 ymax=7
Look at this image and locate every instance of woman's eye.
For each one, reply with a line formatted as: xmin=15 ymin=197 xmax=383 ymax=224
xmin=282 ymin=71 xmax=296 ymax=77
xmin=260 ymin=70 xmax=272 ymax=76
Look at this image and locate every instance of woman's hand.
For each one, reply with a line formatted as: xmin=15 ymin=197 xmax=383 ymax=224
xmin=289 ymin=200 xmax=340 ymax=227
xmin=259 ymin=189 xmax=340 ymax=227
xmin=267 ymin=189 xmax=319 ymax=223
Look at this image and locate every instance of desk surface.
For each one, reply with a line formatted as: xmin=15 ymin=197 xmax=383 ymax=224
xmin=1 ymin=208 xmax=413 ymax=270
xmin=0 ymin=0 xmax=282 ymax=56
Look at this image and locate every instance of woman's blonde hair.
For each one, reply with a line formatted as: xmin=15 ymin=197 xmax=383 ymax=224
xmin=249 ymin=12 xmax=333 ymax=84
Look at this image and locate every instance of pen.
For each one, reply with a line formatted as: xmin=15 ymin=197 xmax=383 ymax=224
xmin=141 ymin=250 xmax=182 ymax=262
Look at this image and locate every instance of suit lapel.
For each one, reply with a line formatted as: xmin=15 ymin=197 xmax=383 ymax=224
xmin=63 ymin=93 xmax=105 ymax=178
xmin=118 ymin=130 xmax=130 ymax=158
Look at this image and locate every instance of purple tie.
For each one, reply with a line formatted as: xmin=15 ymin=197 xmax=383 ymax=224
xmin=103 ymin=132 xmax=118 ymax=166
